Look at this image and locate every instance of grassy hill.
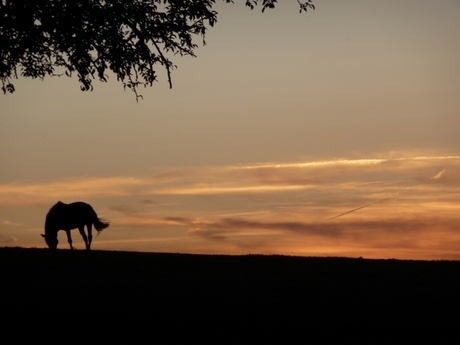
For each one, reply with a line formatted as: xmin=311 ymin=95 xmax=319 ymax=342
xmin=1 ymin=247 xmax=459 ymax=343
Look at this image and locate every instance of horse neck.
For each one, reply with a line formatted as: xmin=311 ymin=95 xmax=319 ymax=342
xmin=44 ymin=225 xmax=57 ymax=237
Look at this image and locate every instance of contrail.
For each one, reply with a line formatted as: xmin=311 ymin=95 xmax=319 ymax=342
xmin=329 ymin=197 xmax=390 ymax=220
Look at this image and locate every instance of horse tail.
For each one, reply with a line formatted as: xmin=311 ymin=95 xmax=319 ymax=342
xmin=94 ymin=218 xmax=110 ymax=233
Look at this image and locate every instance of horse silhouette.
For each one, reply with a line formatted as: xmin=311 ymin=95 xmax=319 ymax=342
xmin=42 ymin=201 xmax=109 ymax=251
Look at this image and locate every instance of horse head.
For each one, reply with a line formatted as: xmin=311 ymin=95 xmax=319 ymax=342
xmin=41 ymin=233 xmax=58 ymax=252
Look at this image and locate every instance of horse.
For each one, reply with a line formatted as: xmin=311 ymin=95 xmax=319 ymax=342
xmin=42 ymin=201 xmax=109 ymax=251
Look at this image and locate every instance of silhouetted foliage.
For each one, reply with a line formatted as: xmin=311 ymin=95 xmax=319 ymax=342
xmin=0 ymin=0 xmax=314 ymax=100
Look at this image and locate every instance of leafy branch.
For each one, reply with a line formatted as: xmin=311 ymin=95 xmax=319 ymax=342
xmin=0 ymin=0 xmax=314 ymax=99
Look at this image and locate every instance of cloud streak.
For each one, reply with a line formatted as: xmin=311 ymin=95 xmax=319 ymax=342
xmin=328 ymin=197 xmax=391 ymax=220
xmin=1 ymin=219 xmax=22 ymax=226
xmin=0 ymin=232 xmax=18 ymax=244
xmin=430 ymin=169 xmax=446 ymax=180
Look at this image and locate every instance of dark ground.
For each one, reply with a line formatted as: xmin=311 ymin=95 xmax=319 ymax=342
xmin=1 ymin=247 xmax=459 ymax=343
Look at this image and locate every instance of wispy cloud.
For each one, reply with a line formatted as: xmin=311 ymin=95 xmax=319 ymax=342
xmin=1 ymin=219 xmax=22 ymax=226
xmin=0 ymin=232 xmax=18 ymax=244
xmin=430 ymin=169 xmax=446 ymax=180
xmin=235 ymin=158 xmax=387 ymax=170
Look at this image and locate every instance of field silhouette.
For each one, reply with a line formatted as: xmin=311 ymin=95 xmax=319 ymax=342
xmin=2 ymin=247 xmax=459 ymax=343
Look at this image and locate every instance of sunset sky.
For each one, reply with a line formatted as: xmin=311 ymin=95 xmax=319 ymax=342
xmin=1 ymin=0 xmax=459 ymax=259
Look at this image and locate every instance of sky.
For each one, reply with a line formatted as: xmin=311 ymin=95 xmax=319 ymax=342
xmin=1 ymin=0 xmax=459 ymax=259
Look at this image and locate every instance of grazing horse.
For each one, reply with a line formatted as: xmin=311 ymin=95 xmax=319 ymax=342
xmin=42 ymin=201 xmax=109 ymax=251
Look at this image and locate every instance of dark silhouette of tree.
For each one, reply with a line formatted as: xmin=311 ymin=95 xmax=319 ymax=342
xmin=1 ymin=0 xmax=314 ymax=100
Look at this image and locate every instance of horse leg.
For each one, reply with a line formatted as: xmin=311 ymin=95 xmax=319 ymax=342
xmin=87 ymin=223 xmax=93 ymax=250
xmin=79 ymin=226 xmax=90 ymax=250
xmin=65 ymin=229 xmax=75 ymax=250
xmin=78 ymin=226 xmax=89 ymax=250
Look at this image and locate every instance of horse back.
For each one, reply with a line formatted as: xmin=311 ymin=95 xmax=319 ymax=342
xmin=46 ymin=201 xmax=97 ymax=230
